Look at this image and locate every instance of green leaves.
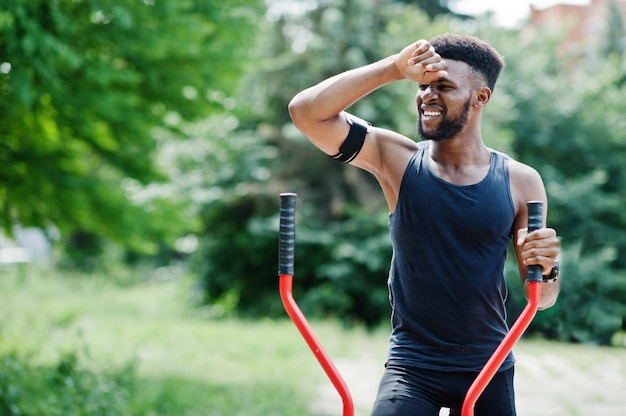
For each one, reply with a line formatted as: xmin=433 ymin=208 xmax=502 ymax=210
xmin=1 ymin=0 xmax=261 ymax=253
xmin=0 ymin=348 xmax=136 ymax=416
xmin=3 ymin=0 xmax=625 ymax=342
xmin=483 ymin=25 xmax=626 ymax=342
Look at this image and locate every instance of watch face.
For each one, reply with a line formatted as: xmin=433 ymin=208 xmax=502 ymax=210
xmin=551 ymin=266 xmax=559 ymax=278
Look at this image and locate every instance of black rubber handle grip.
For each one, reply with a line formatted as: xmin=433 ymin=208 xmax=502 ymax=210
xmin=526 ymin=201 xmax=544 ymax=283
xmin=279 ymin=193 xmax=297 ymax=275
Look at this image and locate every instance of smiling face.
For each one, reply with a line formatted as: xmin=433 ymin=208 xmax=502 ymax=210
xmin=416 ymin=60 xmax=484 ymax=142
xmin=417 ymin=96 xmax=470 ymax=142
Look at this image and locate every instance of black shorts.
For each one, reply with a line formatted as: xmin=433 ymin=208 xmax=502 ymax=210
xmin=371 ymin=364 xmax=516 ymax=416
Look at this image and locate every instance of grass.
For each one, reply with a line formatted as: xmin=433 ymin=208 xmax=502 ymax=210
xmin=0 ymin=265 xmax=385 ymax=415
xmin=1 ymin=265 xmax=624 ymax=415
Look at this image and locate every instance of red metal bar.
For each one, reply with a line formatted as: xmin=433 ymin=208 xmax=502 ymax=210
xmin=280 ymin=273 xmax=354 ymax=416
xmin=461 ymin=281 xmax=542 ymax=416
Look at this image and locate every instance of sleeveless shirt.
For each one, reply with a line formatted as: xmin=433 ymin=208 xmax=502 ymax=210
xmin=387 ymin=141 xmax=516 ymax=372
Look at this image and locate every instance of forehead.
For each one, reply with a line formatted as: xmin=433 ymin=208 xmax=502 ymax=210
xmin=432 ymin=59 xmax=475 ymax=86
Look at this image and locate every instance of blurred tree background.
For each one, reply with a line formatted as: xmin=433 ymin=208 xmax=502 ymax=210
xmin=0 ymin=0 xmax=262 ymax=266
xmin=2 ymin=0 xmax=626 ymax=344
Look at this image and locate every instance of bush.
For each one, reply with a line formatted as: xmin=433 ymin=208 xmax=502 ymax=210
xmin=0 ymin=347 xmax=136 ymax=416
xmin=196 ymin=197 xmax=392 ymax=327
xmin=505 ymin=243 xmax=626 ymax=344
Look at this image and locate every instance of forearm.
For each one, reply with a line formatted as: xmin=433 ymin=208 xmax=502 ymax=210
xmin=538 ymin=279 xmax=560 ymax=310
xmin=288 ymin=40 xmax=446 ymax=156
xmin=524 ymin=279 xmax=560 ymax=310
xmin=288 ymin=55 xmax=402 ymax=124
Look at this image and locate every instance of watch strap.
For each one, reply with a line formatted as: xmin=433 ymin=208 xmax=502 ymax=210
xmin=543 ymin=260 xmax=559 ymax=283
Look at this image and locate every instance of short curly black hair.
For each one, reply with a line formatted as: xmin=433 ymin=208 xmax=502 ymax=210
xmin=430 ymin=33 xmax=504 ymax=92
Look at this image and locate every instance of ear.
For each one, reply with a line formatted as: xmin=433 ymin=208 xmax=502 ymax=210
xmin=473 ymin=87 xmax=491 ymax=107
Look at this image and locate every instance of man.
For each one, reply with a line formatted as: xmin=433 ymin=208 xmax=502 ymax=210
xmin=288 ymin=33 xmax=560 ymax=415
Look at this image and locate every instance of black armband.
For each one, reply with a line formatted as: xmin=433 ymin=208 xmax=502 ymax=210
xmin=330 ymin=118 xmax=369 ymax=163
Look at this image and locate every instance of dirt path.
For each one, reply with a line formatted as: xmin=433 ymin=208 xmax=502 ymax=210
xmin=310 ymin=341 xmax=626 ymax=416
xmin=513 ymin=342 xmax=626 ymax=416
xmin=309 ymin=355 xmax=383 ymax=416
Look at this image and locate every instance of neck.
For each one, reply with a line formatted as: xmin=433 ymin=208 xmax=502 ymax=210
xmin=428 ymin=133 xmax=492 ymax=186
xmin=430 ymin=125 xmax=489 ymax=167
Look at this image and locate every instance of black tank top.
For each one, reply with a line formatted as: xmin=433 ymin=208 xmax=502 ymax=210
xmin=387 ymin=141 xmax=515 ymax=372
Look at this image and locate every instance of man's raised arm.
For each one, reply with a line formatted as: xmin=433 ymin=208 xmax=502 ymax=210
xmin=288 ymin=40 xmax=447 ymax=158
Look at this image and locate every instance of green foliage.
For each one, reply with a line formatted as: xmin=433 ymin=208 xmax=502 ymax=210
xmin=0 ymin=348 xmax=136 ymax=416
xmin=483 ymin=27 xmax=626 ymax=261
xmin=505 ymin=244 xmax=626 ymax=344
xmin=0 ymin=0 xmax=261 ymax=255
xmin=394 ymin=0 xmax=458 ymax=19
xmin=296 ymin=207 xmax=392 ymax=326
xmin=0 ymin=267 xmax=325 ymax=415
xmin=195 ymin=0 xmax=447 ymax=325
xmin=194 ymin=194 xmax=281 ymax=317
xmin=196 ymin=196 xmax=392 ymax=326
xmin=482 ymin=26 xmax=626 ymax=343
xmin=196 ymin=1 xmax=626 ymax=341
xmin=546 ymin=244 xmax=626 ymax=344
xmin=6 ymin=0 xmax=624 ymax=344
xmin=605 ymin=0 xmax=626 ymax=58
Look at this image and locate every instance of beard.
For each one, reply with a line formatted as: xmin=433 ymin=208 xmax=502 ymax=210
xmin=416 ymin=97 xmax=471 ymax=142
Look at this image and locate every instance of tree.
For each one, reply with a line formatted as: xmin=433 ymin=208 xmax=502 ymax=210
xmin=395 ymin=0 xmax=459 ymax=19
xmin=196 ymin=0 xmax=451 ymax=323
xmin=0 ymin=0 xmax=262 ymax=258
xmin=605 ymin=0 xmax=625 ymax=59
xmin=190 ymin=0 xmax=626 ymax=342
xmin=477 ymin=25 xmax=626 ymax=343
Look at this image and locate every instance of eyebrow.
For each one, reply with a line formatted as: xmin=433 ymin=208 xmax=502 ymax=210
xmin=419 ymin=77 xmax=457 ymax=86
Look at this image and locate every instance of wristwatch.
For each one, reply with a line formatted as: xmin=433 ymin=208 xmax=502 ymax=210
xmin=543 ymin=260 xmax=559 ymax=283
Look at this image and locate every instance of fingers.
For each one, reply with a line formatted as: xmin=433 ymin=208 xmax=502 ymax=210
xmin=407 ymin=42 xmax=445 ymax=70
xmin=517 ymin=228 xmax=560 ymax=273
xmin=420 ymin=69 xmax=448 ymax=84
xmin=517 ymin=227 xmax=557 ymax=246
xmin=400 ymin=40 xmax=447 ymax=83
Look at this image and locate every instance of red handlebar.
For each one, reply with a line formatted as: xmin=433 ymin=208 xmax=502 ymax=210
xmin=462 ymin=201 xmax=544 ymax=416
xmin=280 ymin=273 xmax=355 ymax=416
xmin=279 ymin=194 xmax=543 ymax=416
xmin=278 ymin=193 xmax=354 ymax=416
xmin=461 ymin=279 xmax=541 ymax=416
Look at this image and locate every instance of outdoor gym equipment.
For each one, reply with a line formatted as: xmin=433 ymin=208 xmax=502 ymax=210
xmin=278 ymin=192 xmax=354 ymax=416
xmin=461 ymin=200 xmax=544 ymax=416
xmin=278 ymin=192 xmax=543 ymax=416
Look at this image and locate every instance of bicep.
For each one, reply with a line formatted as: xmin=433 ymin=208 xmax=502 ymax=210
xmin=292 ymin=110 xmax=409 ymax=176
xmin=510 ymin=161 xmax=548 ymax=226
xmin=509 ymin=162 xmax=548 ymax=282
xmin=290 ymin=110 xmax=352 ymax=157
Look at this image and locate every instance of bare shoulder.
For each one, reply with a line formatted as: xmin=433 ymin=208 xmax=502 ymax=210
xmin=371 ymin=125 xmax=419 ymax=155
xmin=351 ymin=123 xmax=418 ymax=211
xmin=352 ymin=122 xmax=418 ymax=174
xmin=508 ymin=158 xmax=542 ymax=186
xmin=506 ymin=156 xmax=547 ymax=214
